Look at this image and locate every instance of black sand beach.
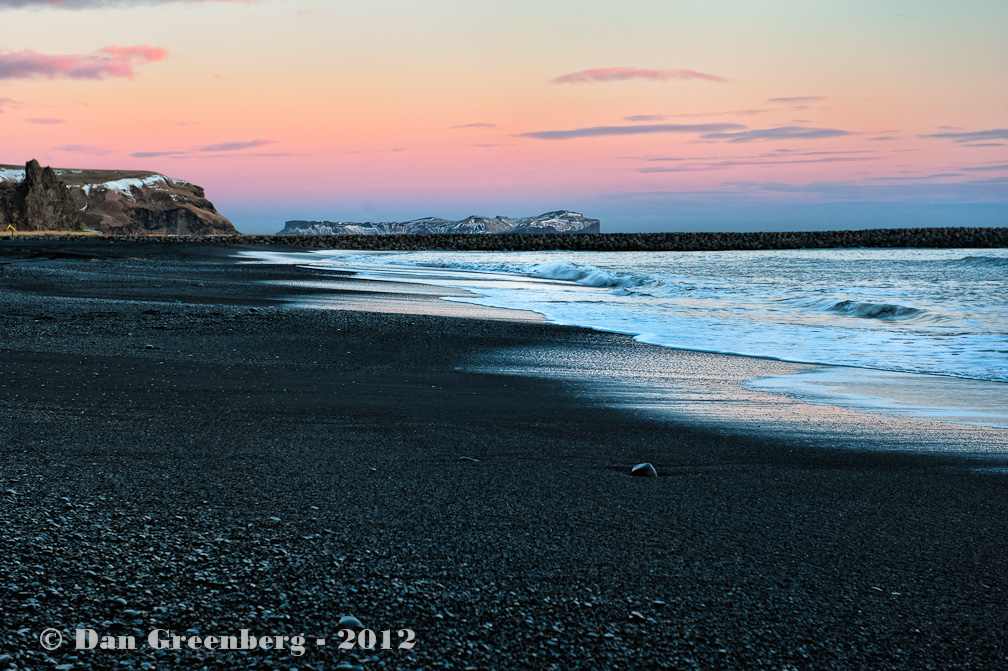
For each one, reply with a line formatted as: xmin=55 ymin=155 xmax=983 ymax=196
xmin=1 ymin=240 xmax=1007 ymax=670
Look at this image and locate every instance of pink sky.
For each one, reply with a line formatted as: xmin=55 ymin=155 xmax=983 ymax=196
xmin=1 ymin=0 xmax=1006 ymax=232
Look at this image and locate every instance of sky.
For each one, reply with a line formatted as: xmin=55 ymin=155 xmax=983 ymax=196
xmin=0 ymin=0 xmax=1005 ymax=234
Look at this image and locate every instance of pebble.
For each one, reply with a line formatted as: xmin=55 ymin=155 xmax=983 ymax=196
xmin=334 ymin=664 xmax=363 ymax=671
xmin=631 ymin=462 xmax=658 ymax=477
xmin=337 ymin=615 xmax=364 ymax=629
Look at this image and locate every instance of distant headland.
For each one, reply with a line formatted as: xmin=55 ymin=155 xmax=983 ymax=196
xmin=0 ymin=159 xmax=236 ymax=235
xmin=278 ymin=211 xmax=601 ymax=235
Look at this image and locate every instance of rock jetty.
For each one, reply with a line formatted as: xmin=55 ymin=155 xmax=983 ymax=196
xmin=22 ymin=226 xmax=1006 ymax=251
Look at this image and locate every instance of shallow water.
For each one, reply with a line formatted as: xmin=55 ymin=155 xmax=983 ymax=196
xmin=242 ymin=247 xmax=1008 ymax=429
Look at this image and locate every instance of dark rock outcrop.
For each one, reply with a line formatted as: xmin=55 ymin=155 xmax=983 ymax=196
xmin=0 ymin=159 xmax=82 ymax=231
xmin=279 ymin=210 xmax=601 ymax=235
xmin=0 ymin=160 xmax=236 ymax=235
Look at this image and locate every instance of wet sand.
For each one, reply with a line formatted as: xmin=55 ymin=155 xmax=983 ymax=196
xmin=1 ymin=239 xmax=1006 ymax=670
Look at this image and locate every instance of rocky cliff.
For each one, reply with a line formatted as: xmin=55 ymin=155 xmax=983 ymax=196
xmin=0 ymin=159 xmax=82 ymax=231
xmin=0 ymin=160 xmax=237 ymax=235
xmin=278 ymin=210 xmax=601 ymax=235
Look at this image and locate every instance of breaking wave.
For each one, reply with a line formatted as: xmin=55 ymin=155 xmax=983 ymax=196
xmin=242 ymin=246 xmax=1008 ymax=382
xmin=418 ymin=259 xmax=662 ymax=294
xmin=827 ymin=300 xmax=927 ymax=321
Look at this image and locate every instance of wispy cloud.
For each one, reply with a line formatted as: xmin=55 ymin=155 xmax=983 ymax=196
xmin=0 ymin=45 xmax=167 ymax=80
xmin=639 ymin=155 xmax=878 ymax=173
xmin=626 ymin=109 xmax=771 ymax=123
xmin=518 ymin=122 xmax=745 ymax=141
xmin=131 ymin=150 xmax=185 ymax=158
xmin=130 ymin=138 xmax=276 ymax=159
xmin=692 ymin=108 xmax=770 ymax=117
xmin=868 ymin=136 xmax=899 ymax=141
xmin=961 ymin=163 xmax=1008 ymax=172
xmin=0 ymin=0 xmax=255 ymax=7
xmin=0 ymin=96 xmax=23 ymax=111
xmin=345 ymin=147 xmax=405 ymax=155
xmin=702 ymin=125 xmax=856 ymax=143
xmin=296 ymin=7 xmax=332 ymax=16
xmin=631 ymin=149 xmax=873 ymax=162
xmin=196 ymin=139 xmax=275 ymax=152
xmin=625 ymin=114 xmax=666 ymax=122
xmin=921 ymin=128 xmax=1008 ymax=144
xmin=867 ymin=173 xmax=965 ymax=181
xmin=767 ymin=96 xmax=828 ymax=104
xmin=551 ymin=67 xmax=727 ymax=84
xmin=54 ymin=143 xmax=109 ymax=155
xmin=27 ymin=117 xmax=64 ymax=124
xmin=450 ymin=122 xmax=496 ymax=129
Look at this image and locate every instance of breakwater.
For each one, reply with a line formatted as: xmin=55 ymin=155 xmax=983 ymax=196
xmin=13 ymin=226 xmax=1008 ymax=251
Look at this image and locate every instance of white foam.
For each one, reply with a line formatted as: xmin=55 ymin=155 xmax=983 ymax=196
xmin=239 ymin=248 xmax=1008 ymax=382
xmin=239 ymin=246 xmax=1008 ymax=430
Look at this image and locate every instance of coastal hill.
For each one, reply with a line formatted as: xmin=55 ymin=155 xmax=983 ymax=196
xmin=279 ymin=210 xmax=601 ymax=235
xmin=0 ymin=159 xmax=237 ymax=235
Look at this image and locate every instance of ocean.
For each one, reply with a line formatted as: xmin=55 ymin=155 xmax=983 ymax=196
xmin=244 ymin=247 xmax=1008 ymax=428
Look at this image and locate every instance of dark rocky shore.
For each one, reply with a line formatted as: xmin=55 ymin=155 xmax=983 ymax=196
xmin=22 ymin=225 xmax=1008 ymax=251
xmin=1 ymin=240 xmax=1006 ymax=670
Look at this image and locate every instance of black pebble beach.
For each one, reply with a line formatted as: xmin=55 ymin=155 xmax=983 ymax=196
xmin=1 ymin=239 xmax=1006 ymax=670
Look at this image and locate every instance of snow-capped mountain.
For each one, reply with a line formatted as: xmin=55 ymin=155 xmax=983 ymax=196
xmin=279 ymin=211 xmax=601 ymax=235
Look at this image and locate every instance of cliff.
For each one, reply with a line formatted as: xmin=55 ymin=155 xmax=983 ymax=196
xmin=0 ymin=159 xmax=82 ymax=231
xmin=278 ymin=210 xmax=601 ymax=235
xmin=0 ymin=160 xmax=237 ymax=235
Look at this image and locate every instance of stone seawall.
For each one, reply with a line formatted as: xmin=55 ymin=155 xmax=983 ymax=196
xmin=13 ymin=226 xmax=1008 ymax=251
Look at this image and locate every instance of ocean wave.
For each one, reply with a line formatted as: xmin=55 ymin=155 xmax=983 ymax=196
xmin=827 ymin=300 xmax=927 ymax=320
xmin=948 ymin=255 xmax=1008 ymax=268
xmin=417 ymin=259 xmax=662 ymax=294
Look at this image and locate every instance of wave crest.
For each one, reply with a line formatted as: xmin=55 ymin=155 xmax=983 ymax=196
xmin=827 ymin=300 xmax=926 ymax=320
xmin=949 ymin=255 xmax=1008 ymax=268
xmin=419 ymin=259 xmax=661 ymax=294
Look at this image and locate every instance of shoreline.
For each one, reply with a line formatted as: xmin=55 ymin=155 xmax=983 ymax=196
xmin=2 ymin=239 xmax=1007 ymax=669
xmin=243 ymin=245 xmax=1008 ymax=434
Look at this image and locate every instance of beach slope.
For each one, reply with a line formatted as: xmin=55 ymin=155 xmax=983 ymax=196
xmin=0 ymin=240 xmax=1006 ymax=670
